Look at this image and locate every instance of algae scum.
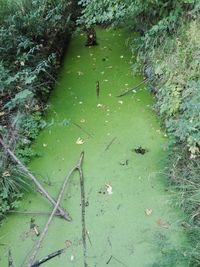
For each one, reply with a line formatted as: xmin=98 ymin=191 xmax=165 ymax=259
xmin=0 ymin=29 xmax=189 ymax=266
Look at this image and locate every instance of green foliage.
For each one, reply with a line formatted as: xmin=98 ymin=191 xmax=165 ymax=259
xmin=0 ymin=0 xmax=77 ymax=221
xmin=167 ymin=145 xmax=200 ymax=266
xmin=149 ymin=20 xmax=200 ymax=157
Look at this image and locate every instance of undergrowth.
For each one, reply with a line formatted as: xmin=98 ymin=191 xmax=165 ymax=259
xmin=0 ymin=0 xmax=78 ymax=221
xmin=166 ymin=145 xmax=200 ymax=266
xmin=143 ymin=18 xmax=200 ymax=267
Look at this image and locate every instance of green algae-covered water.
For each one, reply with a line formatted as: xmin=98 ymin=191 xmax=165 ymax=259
xmin=0 ymin=28 xmax=189 ymax=267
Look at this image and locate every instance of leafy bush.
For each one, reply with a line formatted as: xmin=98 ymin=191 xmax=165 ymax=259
xmin=148 ymin=20 xmax=200 ymax=157
xmin=167 ymin=145 xmax=200 ymax=266
xmin=0 ymin=0 xmax=77 ymax=221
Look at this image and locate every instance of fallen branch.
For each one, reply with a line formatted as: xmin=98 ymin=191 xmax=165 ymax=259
xmin=72 ymin=122 xmax=93 ymax=138
xmin=112 ymin=256 xmax=127 ymax=267
xmin=77 ymin=152 xmax=87 ymax=267
xmin=26 ymin=152 xmax=84 ymax=267
xmin=0 ymin=137 xmax=71 ymax=221
xmin=106 ymin=255 xmax=112 ymax=265
xmin=117 ymin=78 xmax=148 ymax=97
xmin=8 ymin=210 xmax=60 ymax=216
xmin=105 ymin=137 xmax=116 ymax=151
xmin=30 ymin=249 xmax=65 ymax=267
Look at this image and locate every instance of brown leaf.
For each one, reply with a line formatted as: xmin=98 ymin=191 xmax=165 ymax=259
xmin=156 ymin=218 xmax=170 ymax=229
xmin=2 ymin=171 xmax=10 ymax=177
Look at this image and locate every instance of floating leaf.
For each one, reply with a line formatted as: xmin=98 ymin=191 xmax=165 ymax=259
xmin=145 ymin=208 xmax=153 ymax=216
xmin=77 ymin=71 xmax=83 ymax=75
xmin=80 ymin=118 xmax=86 ymax=123
xmin=65 ymin=240 xmax=72 ymax=248
xmin=105 ymin=184 xmax=113 ymax=195
xmin=76 ymin=137 xmax=84 ymax=145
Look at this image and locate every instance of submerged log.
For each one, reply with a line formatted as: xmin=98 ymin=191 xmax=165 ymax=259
xmin=85 ymin=27 xmax=97 ymax=46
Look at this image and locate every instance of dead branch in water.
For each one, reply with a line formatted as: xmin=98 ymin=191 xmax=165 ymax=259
xmin=105 ymin=137 xmax=116 ymax=151
xmin=8 ymin=210 xmax=60 ymax=216
xmin=30 ymin=249 xmax=65 ymax=267
xmin=117 ymin=78 xmax=148 ymax=97
xmin=0 ymin=137 xmax=71 ymax=221
xmin=72 ymin=122 xmax=93 ymax=138
xmin=26 ymin=152 xmax=84 ymax=267
xmin=76 ymin=152 xmax=88 ymax=267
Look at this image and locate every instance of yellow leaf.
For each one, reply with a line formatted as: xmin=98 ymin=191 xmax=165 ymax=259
xmin=80 ymin=118 xmax=85 ymax=123
xmin=145 ymin=208 xmax=153 ymax=216
xmin=97 ymin=103 xmax=103 ymax=108
xmin=76 ymin=137 xmax=84 ymax=145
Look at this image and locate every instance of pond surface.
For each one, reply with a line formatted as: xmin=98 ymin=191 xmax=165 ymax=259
xmin=0 ymin=28 xmax=188 ymax=267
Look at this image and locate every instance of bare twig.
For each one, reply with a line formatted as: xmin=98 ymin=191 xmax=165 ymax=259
xmin=76 ymin=152 xmax=87 ymax=267
xmin=72 ymin=122 xmax=93 ymax=138
xmin=105 ymin=137 xmax=116 ymax=151
xmin=117 ymin=78 xmax=148 ymax=97
xmin=86 ymin=229 xmax=92 ymax=247
xmin=0 ymin=137 xmax=71 ymax=221
xmin=106 ymin=256 xmax=113 ymax=264
xmin=26 ymin=152 xmax=84 ymax=267
xmin=112 ymin=256 xmax=127 ymax=266
xmin=8 ymin=210 xmax=60 ymax=216
xmin=43 ymin=70 xmax=60 ymax=86
xmin=30 ymin=249 xmax=65 ymax=267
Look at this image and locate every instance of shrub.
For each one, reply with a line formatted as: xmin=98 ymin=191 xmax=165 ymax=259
xmin=148 ymin=20 xmax=200 ymax=157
